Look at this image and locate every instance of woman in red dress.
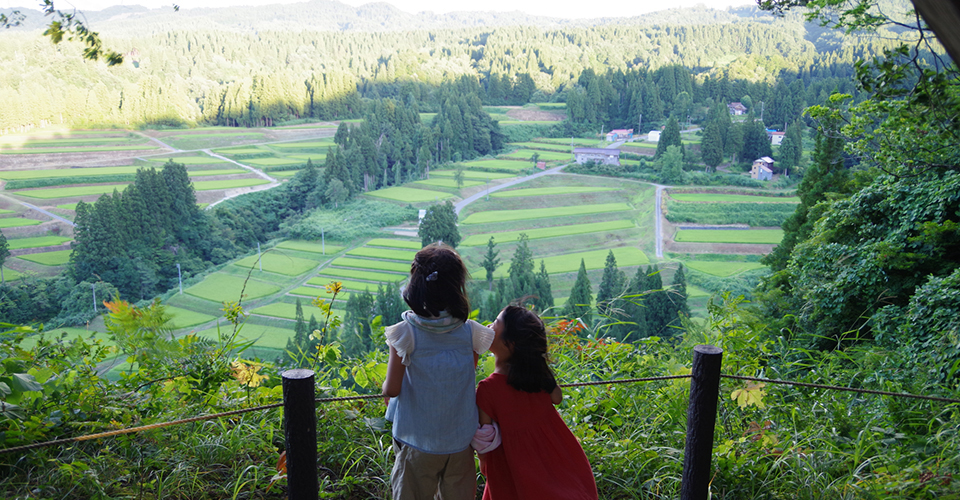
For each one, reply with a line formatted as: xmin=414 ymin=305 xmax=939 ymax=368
xmin=474 ymin=305 xmax=598 ymax=500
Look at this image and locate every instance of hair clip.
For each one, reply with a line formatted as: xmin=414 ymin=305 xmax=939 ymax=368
xmin=425 ymin=271 xmax=439 ymax=282
xmin=541 ymin=353 xmax=548 ymax=359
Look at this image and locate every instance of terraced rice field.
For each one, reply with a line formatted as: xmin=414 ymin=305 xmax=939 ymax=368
xmin=6 ymin=236 xmax=72 ymax=249
xmin=669 ymin=193 xmax=799 ymax=203
xmin=460 ymin=203 xmax=632 ymax=224
xmin=366 ymin=186 xmax=453 ymax=202
xmin=0 ymin=146 xmax=160 ymax=154
xmin=674 ymin=229 xmax=784 ymax=244
xmin=1 ymin=267 xmax=26 ymax=280
xmin=165 ymin=306 xmax=219 ymax=328
xmin=460 ymin=220 xmax=635 ymax=246
xmin=194 ymin=324 xmax=296 ymax=350
xmin=366 ymin=239 xmax=420 ymax=250
xmin=430 ymin=171 xmax=514 ymax=180
xmin=147 ymin=156 xmax=226 ymax=165
xmin=415 ymin=179 xmax=485 ymax=188
xmin=270 ymin=141 xmax=334 ymax=149
xmin=0 ymin=218 xmax=44 ymax=228
xmin=312 ymin=268 xmax=406 ymax=283
xmin=244 ymin=158 xmax=304 ymax=166
xmin=330 ymin=257 xmax=409 ymax=273
xmin=461 ymin=160 xmax=534 ymax=172
xmin=193 ymin=179 xmax=271 ymax=191
xmin=507 ymin=142 xmax=571 ymax=152
xmin=275 ymin=240 xmax=344 ymax=255
xmin=184 ymin=273 xmax=282 ymax=302
xmin=501 ymin=149 xmax=571 ymax=161
xmin=0 ymin=166 xmax=141 ymax=180
xmin=17 ymin=250 xmax=70 ymax=266
xmin=233 ymin=253 xmax=319 ymax=276
xmin=491 ymin=186 xmax=619 ymax=198
xmin=475 ymin=246 xmax=648 ymax=279
xmin=11 ymin=184 xmax=130 ymax=199
xmin=250 ymin=302 xmax=344 ymax=321
xmin=346 ymin=247 xmax=416 ymax=261
xmin=683 ymin=261 xmax=767 ymax=277
xmin=214 ymin=148 xmax=265 ymax=155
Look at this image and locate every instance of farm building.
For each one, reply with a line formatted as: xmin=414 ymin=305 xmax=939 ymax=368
xmin=647 ymin=130 xmax=661 ymax=142
xmin=751 ymin=157 xmax=774 ymax=180
xmin=728 ymin=102 xmax=747 ymax=115
xmin=536 ymin=161 xmax=546 ymax=170
xmin=574 ymin=148 xmax=621 ymax=166
xmin=605 ymin=129 xmax=634 ymax=141
xmin=769 ymin=131 xmax=785 ymax=145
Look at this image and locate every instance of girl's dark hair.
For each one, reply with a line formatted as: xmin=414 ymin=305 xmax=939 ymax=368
xmin=402 ymin=243 xmax=470 ymax=321
xmin=500 ymin=305 xmax=558 ymax=394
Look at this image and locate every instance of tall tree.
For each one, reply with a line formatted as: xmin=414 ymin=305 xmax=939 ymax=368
xmin=418 ymin=200 xmax=461 ymax=248
xmin=655 ymin=116 xmax=682 ymax=159
xmin=595 ymin=250 xmax=624 ymax=315
xmin=658 ymin=145 xmax=684 ymax=184
xmin=534 ymin=260 xmax=554 ymax=312
xmin=507 ymin=233 xmax=536 ymax=302
xmin=481 ymin=237 xmax=501 ymax=291
xmin=0 ymin=231 xmax=8 ymax=285
xmin=700 ymin=120 xmax=724 ymax=171
xmin=564 ymin=259 xmax=593 ymax=326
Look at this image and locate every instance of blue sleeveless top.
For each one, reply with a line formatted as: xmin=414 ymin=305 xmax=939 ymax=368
xmin=386 ymin=319 xmax=479 ymax=454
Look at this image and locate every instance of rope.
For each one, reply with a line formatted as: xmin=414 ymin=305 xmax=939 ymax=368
xmin=721 ymin=374 xmax=960 ymax=404
xmin=4 ymin=373 xmax=957 ymax=455
xmin=0 ymin=402 xmax=283 ymax=455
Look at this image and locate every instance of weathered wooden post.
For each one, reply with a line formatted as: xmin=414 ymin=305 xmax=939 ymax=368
xmin=283 ymin=369 xmax=317 ymax=500
xmin=681 ymin=345 xmax=723 ymax=500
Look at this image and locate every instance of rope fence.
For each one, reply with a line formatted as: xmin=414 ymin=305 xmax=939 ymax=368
xmin=3 ymin=370 xmax=956 ymax=457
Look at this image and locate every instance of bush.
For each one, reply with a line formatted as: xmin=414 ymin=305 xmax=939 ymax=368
xmin=282 ymin=199 xmax=417 ymax=241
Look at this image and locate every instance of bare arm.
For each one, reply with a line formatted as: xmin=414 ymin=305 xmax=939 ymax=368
xmin=382 ymin=346 xmax=405 ymax=398
xmin=551 ymin=385 xmax=562 ymax=405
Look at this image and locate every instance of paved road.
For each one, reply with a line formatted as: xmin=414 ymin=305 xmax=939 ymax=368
xmin=652 ymin=183 xmax=668 ymax=258
xmin=453 ymin=164 xmax=567 ymax=215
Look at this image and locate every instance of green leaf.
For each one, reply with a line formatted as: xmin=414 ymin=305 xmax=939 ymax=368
xmin=11 ymin=373 xmax=43 ymax=393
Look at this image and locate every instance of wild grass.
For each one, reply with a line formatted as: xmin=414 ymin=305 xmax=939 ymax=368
xmin=674 ymin=229 xmax=784 ymax=244
xmin=16 ymin=250 xmax=70 ymax=266
xmin=460 ymin=203 xmax=632 ymax=224
xmin=365 ymin=186 xmax=453 ymax=202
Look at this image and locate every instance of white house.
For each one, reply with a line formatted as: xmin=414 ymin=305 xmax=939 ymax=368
xmin=728 ymin=102 xmax=747 ymax=115
xmin=573 ymin=148 xmax=621 ymax=166
xmin=647 ymin=130 xmax=661 ymax=142
xmin=769 ymin=131 xmax=785 ymax=145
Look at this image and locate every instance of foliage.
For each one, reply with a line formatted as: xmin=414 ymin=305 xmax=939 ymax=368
xmin=664 ymin=200 xmax=798 ymax=226
xmin=564 ymin=259 xmax=593 ymax=325
xmin=284 ymin=199 xmax=417 ymax=242
xmin=481 ymin=237 xmax=501 ymax=289
xmin=417 ymin=200 xmax=461 ymax=248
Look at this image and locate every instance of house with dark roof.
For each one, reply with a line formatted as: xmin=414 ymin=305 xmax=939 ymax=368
xmin=751 ymin=157 xmax=774 ymax=180
xmin=728 ymin=102 xmax=747 ymax=115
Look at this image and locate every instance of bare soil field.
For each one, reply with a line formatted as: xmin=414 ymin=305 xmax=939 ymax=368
xmin=0 ymin=148 xmax=171 ymax=170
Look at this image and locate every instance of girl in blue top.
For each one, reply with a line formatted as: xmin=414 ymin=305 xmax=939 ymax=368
xmin=382 ymin=243 xmax=494 ymax=500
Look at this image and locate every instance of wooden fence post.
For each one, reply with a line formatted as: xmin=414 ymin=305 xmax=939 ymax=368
xmin=283 ymin=369 xmax=317 ymax=500
xmin=680 ymin=345 xmax=723 ymax=500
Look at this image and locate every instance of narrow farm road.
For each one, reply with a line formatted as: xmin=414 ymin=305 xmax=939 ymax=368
xmin=454 ymin=164 xmax=567 ymax=215
xmin=651 ymin=183 xmax=670 ymax=259
xmin=132 ymin=131 xmax=180 ymax=152
xmin=203 ymin=150 xmax=280 ymax=209
xmin=0 ymin=193 xmax=77 ymax=227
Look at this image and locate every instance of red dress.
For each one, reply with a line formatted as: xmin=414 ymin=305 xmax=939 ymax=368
xmin=476 ymin=373 xmax=598 ymax=500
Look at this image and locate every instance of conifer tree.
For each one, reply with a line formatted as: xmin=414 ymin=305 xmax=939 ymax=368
xmin=507 ymin=233 xmax=536 ymax=301
xmin=644 ymin=265 xmax=672 ymax=337
xmin=0 ymin=231 xmax=8 ymax=285
xmin=534 ymin=260 xmax=554 ymax=312
xmin=564 ymin=259 xmax=593 ymax=326
xmin=481 ymin=237 xmax=501 ymax=290
xmin=701 ymin=120 xmax=724 ymax=170
xmin=667 ymin=264 xmax=690 ymax=331
xmin=623 ymin=265 xmax=650 ymax=342
xmin=418 ymin=201 xmax=460 ymax=248
xmin=595 ymin=250 xmax=623 ymax=315
xmin=655 ymin=116 xmax=682 ymax=158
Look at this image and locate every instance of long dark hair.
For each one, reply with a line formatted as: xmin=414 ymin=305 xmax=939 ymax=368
xmin=402 ymin=243 xmax=470 ymax=321
xmin=500 ymin=305 xmax=558 ymax=394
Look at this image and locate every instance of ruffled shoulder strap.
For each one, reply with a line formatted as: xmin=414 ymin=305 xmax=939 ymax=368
xmin=385 ymin=321 xmax=415 ymax=366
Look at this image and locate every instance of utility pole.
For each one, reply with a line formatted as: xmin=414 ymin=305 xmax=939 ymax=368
xmin=760 ymin=101 xmax=764 ymax=123
xmin=638 ymin=113 xmax=642 ymax=136
xmin=177 ymin=263 xmax=182 ymax=294
xmin=257 ymin=241 xmax=262 ymax=271
xmin=92 ymin=283 xmax=97 ymax=313
xmin=321 ymin=228 xmax=325 ymax=255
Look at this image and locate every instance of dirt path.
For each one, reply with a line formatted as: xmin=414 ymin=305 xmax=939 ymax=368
xmin=453 ymin=164 xmax=567 ymax=215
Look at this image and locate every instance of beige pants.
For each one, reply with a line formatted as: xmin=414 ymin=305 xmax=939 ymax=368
xmin=391 ymin=439 xmax=476 ymax=500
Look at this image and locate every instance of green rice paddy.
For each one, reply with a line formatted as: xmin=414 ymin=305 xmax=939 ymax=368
xmin=184 ymin=273 xmax=281 ymax=302
xmin=0 ymin=209 xmax=13 ymax=214
xmin=461 ymin=160 xmax=533 ymax=171
xmin=330 ymin=257 xmax=409 ymax=273
xmin=683 ymin=261 xmax=767 ymax=277
xmin=430 ymin=171 xmax=514 ymax=180
xmin=193 ymin=179 xmax=271 ymax=191
xmin=189 ymin=169 xmax=247 ymax=177
xmin=501 ymin=149 xmax=571 ymax=161
xmin=12 ymin=184 xmax=130 ymax=199
xmin=346 ymin=247 xmax=416 ymax=261
xmin=366 ymin=239 xmax=420 ymax=250
xmin=271 ymin=171 xmax=300 ymax=178
xmin=507 ymin=142 xmax=571 ymax=152
xmin=475 ymin=246 xmax=649 ymax=279
xmin=286 ymin=154 xmax=327 ymax=161
xmin=274 ymin=240 xmax=344 ymax=255
xmin=674 ymin=229 xmax=784 ymax=244
xmin=366 ymin=186 xmax=453 ymax=202
xmin=147 ymin=156 xmax=226 ymax=165
xmin=233 ymin=253 xmax=318 ymax=276
xmin=415 ymin=179 xmax=485 ymax=188
xmin=214 ymin=148 xmax=265 ymax=154
xmin=460 ymin=220 xmax=635 ymax=246
xmin=166 ymin=306 xmax=218 ymax=329
xmin=0 ymin=166 xmax=139 ymax=180
xmin=461 ymin=203 xmax=632 ymax=224
xmin=17 ymin=250 xmax=70 ymax=266
xmin=1 ymin=267 xmax=25 ymax=281
xmin=314 ymin=267 xmax=406 ymax=283
xmin=6 ymin=236 xmax=72 ymax=250
xmin=491 ymin=186 xmax=619 ymax=198
xmin=668 ymin=193 xmax=800 ymax=203
xmin=270 ymin=141 xmax=335 ymax=149
xmin=304 ymin=278 xmax=387 ymax=293
xmin=537 ymin=138 xmax=601 ymax=147
xmin=244 ymin=158 xmax=304 ymax=166
xmin=194 ymin=324 xmax=295 ymax=350
xmin=0 ymin=218 xmax=44 ymax=228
